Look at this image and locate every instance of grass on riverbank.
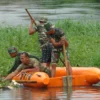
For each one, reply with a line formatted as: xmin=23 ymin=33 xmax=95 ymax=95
xmin=0 ymin=19 xmax=100 ymax=76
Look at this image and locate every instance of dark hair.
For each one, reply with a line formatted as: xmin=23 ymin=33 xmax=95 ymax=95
xmin=20 ymin=52 xmax=29 ymax=57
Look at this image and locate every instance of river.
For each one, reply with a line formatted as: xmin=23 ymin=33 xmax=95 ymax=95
xmin=0 ymin=0 xmax=100 ymax=26
xmin=0 ymin=0 xmax=100 ymax=99
xmin=0 ymin=86 xmax=100 ymax=100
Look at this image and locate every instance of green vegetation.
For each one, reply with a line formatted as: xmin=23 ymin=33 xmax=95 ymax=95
xmin=56 ymin=19 xmax=100 ymax=67
xmin=0 ymin=19 xmax=100 ymax=77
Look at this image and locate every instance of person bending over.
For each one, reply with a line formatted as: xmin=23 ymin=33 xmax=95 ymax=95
xmin=4 ymin=52 xmax=51 ymax=81
xmin=7 ymin=47 xmax=39 ymax=74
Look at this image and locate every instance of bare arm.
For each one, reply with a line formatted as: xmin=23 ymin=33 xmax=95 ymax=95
xmin=29 ymin=20 xmax=36 ymax=35
xmin=50 ymin=36 xmax=68 ymax=48
xmin=21 ymin=68 xmax=39 ymax=73
xmin=61 ymin=37 xmax=69 ymax=48
xmin=4 ymin=64 xmax=23 ymax=81
xmin=50 ymin=38 xmax=63 ymax=47
xmin=4 ymin=70 xmax=19 ymax=81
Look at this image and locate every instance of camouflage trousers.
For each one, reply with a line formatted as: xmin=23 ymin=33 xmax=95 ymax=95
xmin=40 ymin=65 xmax=51 ymax=77
xmin=51 ymin=48 xmax=61 ymax=63
xmin=51 ymin=47 xmax=69 ymax=63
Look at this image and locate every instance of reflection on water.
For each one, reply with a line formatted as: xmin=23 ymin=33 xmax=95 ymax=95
xmin=0 ymin=86 xmax=100 ymax=100
xmin=0 ymin=0 xmax=100 ymax=26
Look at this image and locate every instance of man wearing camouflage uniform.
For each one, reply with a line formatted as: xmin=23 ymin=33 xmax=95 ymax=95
xmin=7 ymin=47 xmax=39 ymax=74
xmin=44 ymin=23 xmax=72 ymax=77
xmin=4 ymin=52 xmax=51 ymax=81
xmin=29 ymin=17 xmax=52 ymax=68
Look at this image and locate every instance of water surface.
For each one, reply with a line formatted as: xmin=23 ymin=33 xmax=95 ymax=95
xmin=0 ymin=86 xmax=100 ymax=100
xmin=0 ymin=0 xmax=100 ymax=26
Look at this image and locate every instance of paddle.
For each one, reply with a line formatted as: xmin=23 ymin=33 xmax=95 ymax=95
xmin=25 ymin=9 xmax=37 ymax=26
xmin=59 ymin=57 xmax=65 ymax=66
xmin=63 ymin=43 xmax=72 ymax=87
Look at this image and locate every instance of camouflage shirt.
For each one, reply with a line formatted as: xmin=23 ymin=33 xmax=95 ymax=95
xmin=16 ymin=58 xmax=51 ymax=76
xmin=50 ymin=28 xmax=65 ymax=42
xmin=50 ymin=28 xmax=65 ymax=50
xmin=35 ymin=22 xmax=51 ymax=46
xmin=16 ymin=58 xmax=40 ymax=72
xmin=7 ymin=52 xmax=39 ymax=74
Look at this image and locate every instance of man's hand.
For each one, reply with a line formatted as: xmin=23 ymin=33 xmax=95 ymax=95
xmin=60 ymin=39 xmax=68 ymax=48
xmin=58 ymin=39 xmax=66 ymax=46
xmin=31 ymin=19 xmax=35 ymax=24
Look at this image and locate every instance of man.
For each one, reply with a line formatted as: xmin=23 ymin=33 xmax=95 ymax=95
xmin=7 ymin=47 xmax=39 ymax=74
xmin=44 ymin=23 xmax=72 ymax=77
xmin=29 ymin=17 xmax=52 ymax=68
xmin=4 ymin=52 xmax=51 ymax=81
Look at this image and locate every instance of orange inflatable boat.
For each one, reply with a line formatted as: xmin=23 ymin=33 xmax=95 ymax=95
xmin=13 ymin=67 xmax=100 ymax=88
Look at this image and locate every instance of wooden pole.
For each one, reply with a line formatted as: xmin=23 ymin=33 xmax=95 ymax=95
xmin=25 ymin=9 xmax=37 ymax=26
xmin=63 ymin=43 xmax=72 ymax=87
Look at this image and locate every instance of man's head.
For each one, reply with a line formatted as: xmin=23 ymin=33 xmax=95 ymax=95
xmin=44 ymin=22 xmax=55 ymax=34
xmin=39 ymin=16 xmax=48 ymax=23
xmin=8 ymin=47 xmax=18 ymax=58
xmin=20 ymin=52 xmax=30 ymax=64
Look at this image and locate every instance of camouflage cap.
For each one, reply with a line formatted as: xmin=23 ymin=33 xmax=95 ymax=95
xmin=44 ymin=22 xmax=55 ymax=31
xmin=8 ymin=47 xmax=18 ymax=53
xmin=39 ymin=16 xmax=48 ymax=23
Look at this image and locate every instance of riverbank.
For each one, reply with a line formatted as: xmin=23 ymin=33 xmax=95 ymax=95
xmin=0 ymin=19 xmax=100 ymax=76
